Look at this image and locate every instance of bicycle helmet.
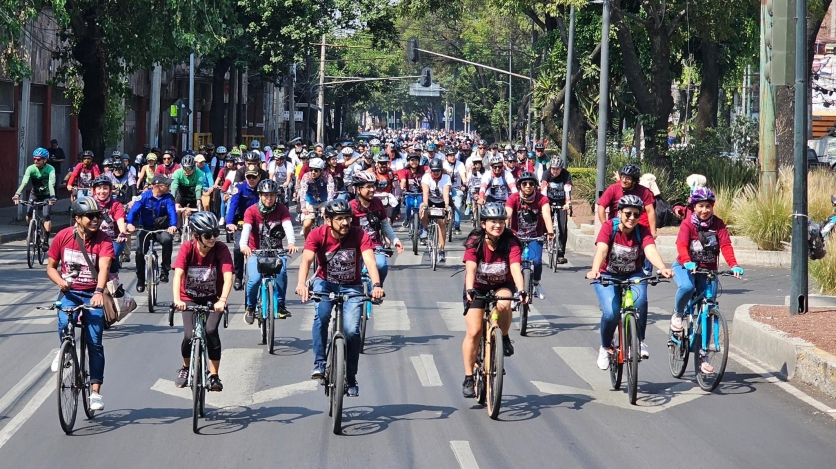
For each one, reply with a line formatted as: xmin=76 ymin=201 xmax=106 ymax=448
xmin=470 ymin=156 xmax=483 ymax=164
xmin=504 ymin=152 xmax=516 ymax=162
xmin=341 ymin=146 xmax=354 ymax=156
xmin=250 ymin=139 xmax=261 ymax=149
xmin=224 ymin=153 xmax=236 ymax=162
xmin=309 ymin=158 xmax=325 ymax=170
xmin=229 ymin=147 xmax=242 ymax=156
xmin=91 ymin=175 xmax=113 ymax=187
xmin=234 ymin=155 xmax=245 ymax=164
xmin=256 ymin=179 xmax=280 ymax=194
xmin=477 ymin=139 xmax=488 ymax=147
xmin=72 ymin=196 xmax=101 ymax=216
xmin=102 ymin=158 xmax=116 ymax=168
xmin=480 ymin=202 xmax=507 ymax=220
xmin=206 ymin=143 xmax=215 ymax=151
xmin=549 ymin=157 xmax=565 ymax=169
xmin=146 ymin=153 xmax=158 ymax=162
xmin=427 ymin=142 xmax=437 ymax=152
xmin=514 ymin=144 xmax=526 ymax=152
xmin=407 ymin=152 xmax=421 ymax=161
xmin=517 ymin=171 xmax=538 ymax=184
xmin=181 ymin=155 xmax=195 ymax=168
xmin=534 ymin=142 xmax=545 ymax=150
xmin=82 ymin=150 xmax=94 ymax=159
xmin=488 ymin=154 xmax=504 ymax=166
xmin=429 ymin=158 xmax=444 ymax=171
xmin=352 ymin=171 xmax=377 ymax=186
xmin=376 ymin=154 xmax=391 ymax=163
xmin=324 ymin=199 xmax=352 ymax=217
xmin=190 ymin=211 xmax=219 ymax=234
xmin=273 ymin=151 xmax=285 ymax=160
xmin=33 ymin=147 xmax=49 ymax=158
xmin=216 ymin=145 xmax=228 ymax=155
xmin=619 ymin=164 xmax=641 ymax=181
xmin=325 ymin=149 xmax=338 ymax=159
xmin=244 ymin=151 xmax=261 ymax=163
xmin=689 ymin=187 xmax=716 ymax=205
xmin=413 ymin=143 xmax=423 ymax=152
xmin=369 ymin=138 xmax=381 ymax=147
xmin=617 ymin=194 xmax=645 ymax=212
xmin=445 ymin=147 xmax=457 ymax=155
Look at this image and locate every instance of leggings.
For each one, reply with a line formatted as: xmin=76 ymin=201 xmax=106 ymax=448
xmin=181 ymin=306 xmax=223 ymax=361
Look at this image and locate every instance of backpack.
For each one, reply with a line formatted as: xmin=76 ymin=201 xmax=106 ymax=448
xmin=610 ymin=218 xmax=642 ymax=244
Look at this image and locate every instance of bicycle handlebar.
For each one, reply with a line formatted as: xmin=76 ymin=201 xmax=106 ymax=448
xmin=691 ymin=268 xmax=737 ymax=277
xmin=518 ymin=236 xmax=547 ymax=243
xmin=19 ymin=200 xmax=51 ymax=206
xmin=252 ymin=249 xmax=289 ymax=257
xmin=590 ymin=275 xmax=670 ymax=287
xmin=466 ymin=289 xmax=520 ymax=302
xmin=37 ymin=303 xmax=94 ymax=313
xmin=168 ymin=302 xmax=228 ymax=327
xmin=308 ymin=291 xmax=380 ymax=304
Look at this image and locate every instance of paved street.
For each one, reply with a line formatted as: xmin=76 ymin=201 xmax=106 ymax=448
xmin=0 ymin=232 xmax=834 ymax=469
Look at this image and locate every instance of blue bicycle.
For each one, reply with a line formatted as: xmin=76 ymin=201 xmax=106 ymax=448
xmin=667 ymin=268 xmax=734 ymax=392
xmin=402 ymin=191 xmax=423 ymax=255
xmin=359 ymin=247 xmax=391 ymax=353
xmin=253 ymin=249 xmax=290 ymax=354
xmin=517 ymin=236 xmax=544 ymax=337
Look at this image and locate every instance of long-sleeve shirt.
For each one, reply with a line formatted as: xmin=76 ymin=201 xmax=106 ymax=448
xmin=16 ymin=164 xmax=56 ymax=197
xmin=169 ymin=168 xmax=203 ymax=200
xmin=126 ymin=189 xmax=178 ymax=229
xmin=225 ymin=182 xmax=259 ymax=225
xmin=66 ymin=163 xmax=101 ymax=189
xmin=298 ymin=172 xmax=335 ymax=206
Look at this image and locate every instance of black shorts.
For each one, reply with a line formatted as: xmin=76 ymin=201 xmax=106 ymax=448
xmin=176 ymin=192 xmax=198 ymax=208
xmin=462 ymin=282 xmax=516 ymax=313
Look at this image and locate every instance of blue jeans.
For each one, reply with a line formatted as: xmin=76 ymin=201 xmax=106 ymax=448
xmin=594 ymin=272 xmax=648 ymax=348
xmin=525 ymin=240 xmax=543 ymax=282
xmin=450 ymin=188 xmax=464 ymax=229
xmin=373 ymin=251 xmax=388 ymax=284
xmin=311 ymin=279 xmax=363 ymax=379
xmin=245 ymin=255 xmax=288 ymax=309
xmin=672 ymin=262 xmax=716 ymax=315
xmin=111 ymin=241 xmax=125 ymax=274
xmin=58 ymin=290 xmax=105 ymax=384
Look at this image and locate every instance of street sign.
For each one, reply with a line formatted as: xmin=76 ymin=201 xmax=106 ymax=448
xmin=409 ymin=83 xmax=446 ymax=97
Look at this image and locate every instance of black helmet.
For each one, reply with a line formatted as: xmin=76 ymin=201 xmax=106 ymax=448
xmin=103 ymin=157 xmax=116 ymax=167
xmin=429 ymin=158 xmax=444 ymax=171
xmin=181 ymin=155 xmax=195 ymax=168
xmin=72 ymin=196 xmax=101 ymax=216
xmin=324 ymin=199 xmax=352 ymax=218
xmin=91 ymin=175 xmax=113 ymax=187
xmin=534 ymin=142 xmax=545 ymax=150
xmin=82 ymin=150 xmax=94 ymax=159
xmin=445 ymin=147 xmax=457 ymax=155
xmin=245 ymin=151 xmax=261 ymax=163
xmin=480 ymin=202 xmax=507 ymax=220
xmin=619 ymin=164 xmax=641 ymax=181
xmin=617 ymin=194 xmax=644 ymax=212
xmin=189 ymin=211 xmax=219 ymax=234
xmin=517 ymin=171 xmax=538 ymax=184
xmin=256 ymin=179 xmax=280 ymax=194
xmin=376 ymin=154 xmax=391 ymax=163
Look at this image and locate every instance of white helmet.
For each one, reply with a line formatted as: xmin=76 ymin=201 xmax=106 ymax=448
xmin=341 ymin=146 xmax=354 ymax=155
xmin=309 ymin=158 xmax=325 ymax=170
xmin=488 ymin=154 xmax=504 ymax=166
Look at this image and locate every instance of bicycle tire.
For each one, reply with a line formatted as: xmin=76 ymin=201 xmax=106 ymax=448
xmin=268 ymin=282 xmax=276 ymax=353
xmin=57 ymin=341 xmax=78 ymax=434
xmin=191 ymin=339 xmax=203 ymax=434
xmin=26 ymin=219 xmax=36 ymax=269
xmin=359 ymin=300 xmax=370 ymax=354
xmin=475 ymin=330 xmax=487 ymax=405
xmin=146 ymin=255 xmax=155 ymax=313
xmin=609 ymin=330 xmax=623 ymax=390
xmin=668 ymin=315 xmax=690 ymax=379
xmin=519 ymin=269 xmax=531 ymax=336
xmin=694 ymin=309 xmax=729 ymax=392
xmin=80 ymin=334 xmax=95 ymax=419
xmin=430 ymin=224 xmax=438 ymax=271
xmin=625 ymin=313 xmax=640 ymax=405
xmin=331 ymin=337 xmax=346 ymax=435
xmin=487 ymin=327 xmax=504 ymax=419
xmin=260 ymin=287 xmax=268 ymax=346
xmin=37 ymin=224 xmax=46 ymax=264
xmin=412 ymin=211 xmax=420 ymax=256
xmin=446 ymin=215 xmax=453 ymax=242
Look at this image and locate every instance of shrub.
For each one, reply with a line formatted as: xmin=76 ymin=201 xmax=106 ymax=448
xmin=810 ymin=237 xmax=836 ymax=294
xmin=567 ymin=167 xmax=597 ymax=206
xmin=733 ymin=183 xmax=791 ymax=251
xmin=713 ymin=186 xmax=740 ymax=234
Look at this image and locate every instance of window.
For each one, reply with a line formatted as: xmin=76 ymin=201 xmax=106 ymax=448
xmin=0 ymin=81 xmax=14 ymax=128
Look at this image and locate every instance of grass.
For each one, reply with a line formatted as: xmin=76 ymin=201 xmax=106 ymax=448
xmin=733 ymin=183 xmax=791 ymax=251
xmin=713 ymin=186 xmax=740 ymax=234
xmin=810 ymin=237 xmax=836 ymax=294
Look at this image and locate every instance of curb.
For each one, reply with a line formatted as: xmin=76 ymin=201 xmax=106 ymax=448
xmin=784 ymin=294 xmax=836 ymax=308
xmin=732 ymin=303 xmax=836 ymax=400
xmin=0 ymin=222 xmax=72 ymax=245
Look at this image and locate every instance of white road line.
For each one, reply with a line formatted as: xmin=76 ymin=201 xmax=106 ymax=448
xmin=290 ymin=255 xmax=303 ymax=267
xmin=373 ymin=301 xmax=410 ymax=330
xmin=450 ymin=441 xmax=480 ymax=469
xmin=511 ymin=305 xmax=547 ymax=327
xmin=252 ymin=380 xmax=318 ymax=405
xmin=410 ymin=354 xmax=443 ymax=387
xmin=0 ymin=350 xmax=55 ymax=419
xmin=437 ymin=302 xmax=466 ymax=331
xmin=0 ymin=379 xmax=53 ymax=450
xmin=17 ymin=308 xmax=55 ymax=325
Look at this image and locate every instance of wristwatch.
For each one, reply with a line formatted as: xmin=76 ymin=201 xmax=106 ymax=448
xmin=94 ymin=287 xmax=104 ymax=293
xmin=373 ymin=282 xmax=382 ymax=288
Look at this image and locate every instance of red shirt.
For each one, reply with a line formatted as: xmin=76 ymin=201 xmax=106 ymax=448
xmin=398 ymin=167 xmax=428 ymax=193
xmin=173 ymin=240 xmax=234 ymax=302
xmin=371 ymin=168 xmax=396 ymax=193
xmin=597 ymin=183 xmax=655 ymax=228
xmin=96 ymin=198 xmax=126 ymax=239
xmin=304 ymin=225 xmax=374 ymax=285
xmin=243 ymin=204 xmax=291 ymax=250
xmin=155 ymin=163 xmax=181 ymax=177
xmin=675 ymin=217 xmax=737 ymax=270
xmin=595 ymin=220 xmax=654 ymax=275
xmin=463 ymin=236 xmax=522 ymax=290
xmin=505 ymin=192 xmax=549 ymax=237
xmin=350 ymin=198 xmax=387 ymax=247
xmin=48 ymin=227 xmax=114 ymax=291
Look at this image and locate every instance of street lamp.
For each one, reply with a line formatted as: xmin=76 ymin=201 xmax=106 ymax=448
xmin=592 ymin=0 xmax=611 ymax=200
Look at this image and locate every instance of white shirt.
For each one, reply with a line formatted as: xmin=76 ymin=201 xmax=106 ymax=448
xmin=479 ymin=170 xmax=517 ymax=201
xmin=442 ymin=159 xmax=465 ymax=188
xmin=465 ymin=152 xmax=488 ymax=169
xmin=420 ymin=173 xmax=451 ymax=204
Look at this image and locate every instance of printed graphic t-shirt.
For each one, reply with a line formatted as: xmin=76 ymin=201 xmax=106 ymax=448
xmin=463 ymin=237 xmax=522 ymax=290
xmin=350 ymin=198 xmax=387 ymax=247
xmin=595 ymin=220 xmax=655 ymax=275
xmin=304 ymin=225 xmax=374 ymax=285
xmin=173 ymin=240 xmax=234 ymax=302
xmin=243 ymin=204 xmax=291 ymax=250
xmin=48 ymin=227 xmax=114 ymax=291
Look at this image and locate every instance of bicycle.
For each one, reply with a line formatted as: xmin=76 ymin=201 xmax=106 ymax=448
xmin=424 ymin=205 xmax=448 ymax=271
xmin=359 ymin=247 xmax=391 ymax=353
xmin=178 ymin=206 xmax=199 ymax=243
xmin=591 ymin=275 xmax=667 ymax=405
xmin=516 ymin=236 xmax=545 ymax=336
xmin=546 ymin=203 xmax=566 ymax=271
xmin=168 ymin=302 xmax=228 ymax=434
xmin=309 ymin=291 xmax=376 ymax=435
xmin=465 ymin=290 xmax=516 ymax=420
xmin=465 ymin=187 xmax=481 ymax=230
xmin=20 ymin=200 xmax=50 ymax=268
xmin=402 ymin=191 xmax=422 ymax=255
xmin=140 ymin=229 xmax=168 ymax=313
xmin=252 ymin=249 xmax=290 ymax=354
xmin=667 ymin=269 xmax=734 ymax=392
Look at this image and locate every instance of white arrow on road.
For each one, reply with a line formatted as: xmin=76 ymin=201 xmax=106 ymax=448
xmin=533 ymin=346 xmax=705 ymax=413
xmin=150 ymin=348 xmax=317 ymax=408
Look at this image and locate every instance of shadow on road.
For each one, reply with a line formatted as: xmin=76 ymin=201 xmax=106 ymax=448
xmin=360 ymin=334 xmax=454 ymax=355
xmin=340 ymin=404 xmax=456 ymax=436
xmin=496 ymin=393 xmax=592 ymax=421
xmin=269 ymin=336 xmax=312 ymax=356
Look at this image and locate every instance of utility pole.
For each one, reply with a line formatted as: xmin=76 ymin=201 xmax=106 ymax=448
xmin=150 ymin=64 xmax=162 ymax=149
xmin=561 ymin=6 xmax=576 ymax=164
xmin=528 ymin=18 xmax=534 ymax=146
xmin=188 ymin=53 xmax=195 ymax=149
xmin=595 ymin=0 xmax=612 ymax=199
xmin=508 ymin=40 xmax=513 ymax=142
xmin=790 ymin=0 xmax=808 ymax=314
xmin=288 ymin=64 xmax=296 ymax=141
xmin=317 ymin=33 xmax=326 ymax=144
xmin=16 ymin=22 xmax=32 ymax=220
xmin=227 ymin=68 xmax=237 ymax=147
xmin=759 ymin=3 xmax=778 ymax=187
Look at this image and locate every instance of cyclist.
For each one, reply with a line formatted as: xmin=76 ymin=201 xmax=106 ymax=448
xmin=287 ymin=137 xmax=307 ymax=167
xmin=324 ymin=149 xmax=353 ymax=199
xmin=670 ymin=188 xmax=744 ymax=370
xmin=505 ymin=152 xmax=522 ymax=178
xmin=295 ymin=199 xmax=385 ymax=397
xmin=100 ymin=158 xmax=119 ymax=184
xmin=126 ymin=175 xmax=178 ymax=291
xmin=226 ymin=166 xmax=263 ymax=290
xmin=66 ymin=150 xmax=101 ymax=202
xmin=461 ymin=202 xmax=526 ymax=398
xmin=233 ymin=151 xmax=269 ymax=184
xmin=194 ymin=154 xmax=215 ymax=210
xmin=369 ymin=154 xmax=399 ymax=221
xmin=534 ymin=142 xmax=549 ymax=167
xmin=120 ymin=153 xmax=138 ymax=181
xmin=268 ymin=149 xmax=294 ymax=204
xmin=420 ymin=158 xmax=452 ymax=260
xmin=478 ymin=154 xmax=517 ymax=205
xmin=350 ymin=172 xmax=404 ymax=283
xmin=13 ymin=147 xmax=57 ymax=249
xmin=463 ymin=155 xmax=485 ymax=217
xmin=585 ymin=195 xmax=672 ymax=369
xmin=241 ymin=179 xmax=298 ymax=324
xmin=46 ymin=196 xmax=113 ymax=411
xmin=155 ymin=150 xmax=180 ymax=178
xmin=443 ymin=147 xmax=466 ymax=235
xmin=597 ymin=164 xmax=657 ymax=239
xmin=172 ymin=211 xmax=234 ymax=392
xmin=540 ymin=157 xmax=573 ymax=264
xmin=299 ymin=158 xmax=335 ymax=239
xmin=110 ymin=163 xmax=135 ymax=263
xmin=465 ymin=139 xmax=488 ymax=169
xmin=505 ymin=171 xmax=555 ymax=299
xmin=170 ymin=155 xmax=204 ymax=240
xmin=137 ymin=152 xmax=159 ymax=191
xmin=90 ymin=176 xmax=127 ymax=275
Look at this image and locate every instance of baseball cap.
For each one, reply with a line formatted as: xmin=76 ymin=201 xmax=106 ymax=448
xmin=194 ymin=154 xmax=206 ymax=163
xmin=151 ymin=175 xmax=171 ymax=185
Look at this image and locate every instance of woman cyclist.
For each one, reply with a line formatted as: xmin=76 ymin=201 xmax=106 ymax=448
xmin=172 ymin=211 xmax=234 ymax=392
xmin=461 ymin=202 xmax=526 ymax=398
xmin=137 ymin=152 xmax=159 ymax=191
xmin=585 ymin=195 xmax=672 ymax=370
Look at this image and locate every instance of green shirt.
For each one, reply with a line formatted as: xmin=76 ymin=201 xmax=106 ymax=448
xmin=169 ymin=168 xmax=203 ymax=201
xmin=16 ymin=164 xmax=56 ymax=198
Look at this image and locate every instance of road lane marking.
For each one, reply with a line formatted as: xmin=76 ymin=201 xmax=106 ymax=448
xmin=0 ymin=350 xmax=55 ymax=419
xmin=437 ymin=302 xmax=466 ymax=331
xmin=450 ymin=441 xmax=480 ymax=469
xmin=410 ymin=354 xmax=443 ymax=387
xmin=0 ymin=380 xmax=53 ymax=450
xmin=252 ymin=380 xmax=319 ymax=404
xmin=373 ymin=301 xmax=410 ymax=330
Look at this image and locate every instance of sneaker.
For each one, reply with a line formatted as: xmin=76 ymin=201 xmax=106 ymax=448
xmin=89 ymin=392 xmax=104 ymax=411
xmin=419 ymin=229 xmax=427 ymax=239
xmin=640 ymin=342 xmax=649 ymax=359
xmin=136 ymin=284 xmax=145 ymax=293
xmin=462 ymin=375 xmax=476 ymax=398
xmin=502 ymin=336 xmax=514 ymax=357
xmin=533 ymin=283 xmax=545 ymax=300
xmin=700 ymin=358 xmax=715 ymax=374
xmin=557 ymin=256 xmax=568 ymax=264
xmin=174 ymin=232 xmax=181 ymax=243
xmin=438 ymin=250 xmax=446 ymax=262
xmin=670 ymin=314 xmax=684 ymax=332
xmin=233 ymin=278 xmax=243 ymax=291
xmin=454 ymin=228 xmax=462 ymax=235
xmin=159 ymin=271 xmax=169 ymax=283
xmin=278 ymin=305 xmax=291 ymax=319
xmin=120 ymin=252 xmax=130 ymax=263
xmin=244 ymin=306 xmax=255 ymax=325
xmin=41 ymin=240 xmax=50 ymax=251
xmin=311 ymin=363 xmax=325 ymax=380
xmin=597 ymin=346 xmax=610 ymax=370
xmin=208 ymin=374 xmax=223 ymax=392
xmin=346 ymin=378 xmax=359 ymax=397
xmin=175 ymin=366 xmax=189 ymax=388
xmin=51 ymin=351 xmax=61 ymax=372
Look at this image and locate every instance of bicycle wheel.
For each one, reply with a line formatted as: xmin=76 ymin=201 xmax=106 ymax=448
xmin=625 ymin=313 xmax=640 ymax=405
xmin=475 ymin=330 xmax=487 ymax=405
xmin=79 ymin=335 xmax=96 ymax=419
xmin=330 ymin=337 xmax=346 ymax=435
xmin=260 ymin=288 xmax=269 ymax=346
xmin=191 ymin=340 xmax=203 ymax=434
xmin=146 ymin=255 xmax=155 ymax=313
xmin=447 ymin=215 xmax=453 ymax=242
xmin=56 ymin=341 xmax=78 ymax=434
xmin=412 ymin=211 xmax=420 ymax=255
xmin=267 ymin=283 xmax=276 ymax=353
xmin=519 ymin=269 xmax=531 ymax=336
xmin=26 ymin=219 xmax=36 ymax=269
xmin=359 ymin=300 xmax=370 ymax=354
xmin=37 ymin=224 xmax=46 ymax=264
xmin=668 ymin=315 xmax=690 ymax=379
xmin=609 ymin=330 xmax=623 ymax=390
xmin=430 ymin=225 xmax=438 ymax=271
xmin=694 ymin=309 xmax=729 ymax=392
xmin=487 ymin=326 xmax=504 ymax=419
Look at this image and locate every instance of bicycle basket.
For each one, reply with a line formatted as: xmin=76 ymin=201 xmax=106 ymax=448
xmin=257 ymin=256 xmax=284 ymax=274
xmin=428 ymin=207 xmax=446 ymax=218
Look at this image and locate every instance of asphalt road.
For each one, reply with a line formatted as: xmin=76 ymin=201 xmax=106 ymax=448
xmin=0 ymin=230 xmax=834 ymax=469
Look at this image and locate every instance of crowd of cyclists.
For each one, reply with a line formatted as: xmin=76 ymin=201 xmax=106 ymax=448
xmin=12 ymin=129 xmax=744 ymax=411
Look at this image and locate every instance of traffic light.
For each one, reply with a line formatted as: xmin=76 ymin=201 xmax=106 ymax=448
xmin=407 ymin=37 xmax=420 ymax=63
xmin=420 ymin=67 xmax=433 ymax=87
xmin=765 ymin=0 xmax=796 ymax=86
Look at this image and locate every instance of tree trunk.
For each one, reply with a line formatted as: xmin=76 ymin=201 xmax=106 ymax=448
xmin=210 ymin=58 xmax=230 ymax=146
xmin=73 ymin=35 xmax=107 ymax=162
xmin=568 ymin=96 xmax=587 ymax=159
xmin=695 ymin=40 xmax=720 ymax=138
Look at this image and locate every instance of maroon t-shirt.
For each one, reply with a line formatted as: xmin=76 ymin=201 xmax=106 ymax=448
xmin=597 ymin=183 xmax=655 ymax=228
xmin=243 ymin=204 xmax=291 ymax=249
xmin=48 ymin=227 xmax=114 ymax=291
xmin=173 ymin=240 xmax=234 ymax=302
xmin=398 ymin=167 xmax=428 ymax=193
xmin=505 ymin=192 xmax=549 ymax=237
xmin=463 ymin=237 xmax=522 ymax=290
xmin=350 ymin=198 xmax=387 ymax=247
xmin=304 ymin=225 xmax=374 ymax=285
xmin=96 ymin=198 xmax=126 ymax=239
xmin=595 ymin=219 xmax=654 ymax=275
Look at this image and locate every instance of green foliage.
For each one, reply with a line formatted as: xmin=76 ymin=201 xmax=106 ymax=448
xmin=809 ymin=237 xmax=836 ymax=294
xmin=733 ymin=184 xmax=791 ymax=251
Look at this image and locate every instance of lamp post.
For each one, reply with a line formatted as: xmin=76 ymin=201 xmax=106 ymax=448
xmin=594 ymin=0 xmax=611 ymax=199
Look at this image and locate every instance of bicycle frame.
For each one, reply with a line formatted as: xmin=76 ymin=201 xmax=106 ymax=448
xmin=669 ymin=272 xmax=721 ymax=355
xmin=615 ymin=288 xmax=637 ymax=365
xmin=403 ymin=192 xmax=422 ymax=228
xmin=188 ymin=311 xmax=209 ymax=391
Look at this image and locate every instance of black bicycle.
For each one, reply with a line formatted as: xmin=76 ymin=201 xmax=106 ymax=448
xmin=21 ymin=200 xmax=50 ymax=268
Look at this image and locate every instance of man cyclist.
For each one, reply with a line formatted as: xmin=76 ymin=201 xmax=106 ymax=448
xmin=443 ymin=147 xmax=466 ymax=235
xmin=540 ymin=157 xmax=573 ymax=264
xmin=233 ymin=151 xmax=269 ymax=184
xmin=109 ymin=163 xmax=135 ymax=263
xmin=295 ymin=199 xmax=385 ymax=398
xmin=155 ymin=150 xmax=180 ymax=178
xmin=505 ymin=171 xmax=555 ymax=299
xmin=66 ymin=150 xmax=101 ymax=202
xmin=465 ymin=139 xmax=488 ymax=169
xmin=463 ymin=156 xmax=485 ymax=218
xmin=369 ymin=154 xmax=399 ymax=222
xmin=90 ymin=176 xmax=127 ymax=276
xmin=170 ymin=154 xmax=205 ymax=240
xmin=226 ymin=166 xmax=262 ymax=290
xmin=46 ymin=196 xmax=113 ymax=411
xmin=126 ymin=175 xmax=178 ymax=290
xmin=241 ymin=179 xmax=298 ymax=324
xmin=597 ymin=164 xmax=657 ymax=239
xmin=13 ymin=147 xmax=57 ymax=249
xmin=478 ymin=154 xmax=517 ymax=205
xmin=268 ymin=149 xmax=295 ymax=205
xmin=299 ymin=158 xmax=335 ymax=239
xmin=349 ymin=172 xmax=404 ymax=283
xmin=420 ymin=158 xmax=452 ymax=260
xmin=172 ymin=211 xmax=234 ymax=392
xmin=195 ymin=154 xmax=215 ymax=211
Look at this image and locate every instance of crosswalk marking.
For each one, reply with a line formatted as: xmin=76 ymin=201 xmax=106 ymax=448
xmin=511 ymin=304 xmax=548 ymax=327
xmin=410 ymin=354 xmax=443 ymax=387
xmin=373 ymin=301 xmax=410 ymax=330
xmin=437 ymin=302 xmax=466 ymax=331
xmin=450 ymin=441 xmax=480 ymax=469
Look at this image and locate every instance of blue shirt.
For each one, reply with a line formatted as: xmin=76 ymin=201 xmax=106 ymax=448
xmin=198 ymin=165 xmax=213 ymax=190
xmin=126 ymin=190 xmax=177 ymax=229
xmin=225 ymin=182 xmax=258 ymax=225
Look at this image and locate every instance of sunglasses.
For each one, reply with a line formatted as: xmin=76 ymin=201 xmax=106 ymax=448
xmin=478 ymin=146 xmax=486 ymax=149
xmin=520 ymin=181 xmax=536 ymax=187
xmin=622 ymin=211 xmax=641 ymax=219
xmin=491 ymin=165 xmax=503 ymax=169
xmin=245 ymin=175 xmax=259 ymax=180
xmin=34 ymin=158 xmax=45 ymax=162
xmin=83 ymin=212 xmax=103 ymax=220
xmin=237 ymin=162 xmax=245 ymax=165
xmin=311 ymin=168 xmax=322 ymax=173
xmin=202 ymin=229 xmax=221 ymax=239
xmin=163 ymin=157 xmax=172 ymax=161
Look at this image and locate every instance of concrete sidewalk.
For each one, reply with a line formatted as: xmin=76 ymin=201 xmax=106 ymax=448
xmin=0 ymin=199 xmax=73 ymax=244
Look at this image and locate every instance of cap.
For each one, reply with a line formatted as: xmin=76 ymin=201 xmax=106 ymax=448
xmin=245 ymin=167 xmax=260 ymax=177
xmin=151 ymin=175 xmax=171 ymax=185
xmin=194 ymin=154 xmax=206 ymax=163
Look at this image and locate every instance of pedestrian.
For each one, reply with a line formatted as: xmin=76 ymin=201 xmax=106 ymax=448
xmin=47 ymin=139 xmax=66 ymax=175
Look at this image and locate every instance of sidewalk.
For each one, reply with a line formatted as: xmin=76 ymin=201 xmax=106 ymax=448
xmin=0 ymin=199 xmax=73 ymax=244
